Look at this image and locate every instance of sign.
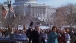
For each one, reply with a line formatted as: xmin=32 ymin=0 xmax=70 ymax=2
xmin=18 ymin=25 xmax=23 ymax=30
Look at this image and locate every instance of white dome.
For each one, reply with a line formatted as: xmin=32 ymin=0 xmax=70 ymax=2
xmin=15 ymin=0 xmax=37 ymax=3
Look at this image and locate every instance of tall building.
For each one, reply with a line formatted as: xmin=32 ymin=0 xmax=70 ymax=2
xmin=13 ymin=0 xmax=56 ymax=23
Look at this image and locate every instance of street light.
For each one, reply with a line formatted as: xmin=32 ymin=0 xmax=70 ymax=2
xmin=7 ymin=0 xmax=12 ymax=34
xmin=7 ymin=0 xmax=11 ymax=8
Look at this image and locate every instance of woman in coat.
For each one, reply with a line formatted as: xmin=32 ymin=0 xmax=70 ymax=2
xmin=58 ymin=30 xmax=66 ymax=43
xmin=47 ymin=26 xmax=60 ymax=43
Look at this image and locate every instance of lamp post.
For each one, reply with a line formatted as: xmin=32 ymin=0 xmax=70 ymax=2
xmin=7 ymin=0 xmax=11 ymax=25
xmin=7 ymin=0 xmax=12 ymax=34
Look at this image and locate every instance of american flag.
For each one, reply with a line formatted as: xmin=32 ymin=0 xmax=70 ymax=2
xmin=10 ymin=7 xmax=16 ymax=17
xmin=2 ymin=6 xmax=8 ymax=18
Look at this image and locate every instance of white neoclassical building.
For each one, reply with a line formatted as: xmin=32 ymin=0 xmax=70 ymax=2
xmin=13 ymin=0 xmax=56 ymax=23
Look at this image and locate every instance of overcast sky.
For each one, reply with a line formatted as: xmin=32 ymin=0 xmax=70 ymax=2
xmin=0 ymin=0 xmax=76 ymax=7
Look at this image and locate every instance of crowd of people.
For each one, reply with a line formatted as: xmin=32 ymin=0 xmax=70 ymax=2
xmin=0 ymin=24 xmax=75 ymax=43
xmin=26 ymin=25 xmax=72 ymax=43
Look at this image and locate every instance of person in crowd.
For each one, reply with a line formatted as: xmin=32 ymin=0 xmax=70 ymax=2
xmin=26 ymin=27 xmax=34 ymax=43
xmin=1 ymin=29 xmax=5 ymax=37
xmin=8 ymin=25 xmax=12 ymax=34
xmin=47 ymin=29 xmax=51 ymax=37
xmin=70 ymin=29 xmax=74 ymax=38
xmin=43 ymin=32 xmax=48 ymax=43
xmin=23 ymin=25 xmax=26 ymax=33
xmin=65 ymin=28 xmax=70 ymax=43
xmin=11 ymin=28 xmax=15 ymax=34
xmin=58 ymin=30 xmax=66 ymax=43
xmin=30 ymin=25 xmax=45 ymax=43
xmin=0 ymin=29 xmax=4 ymax=37
xmin=0 ymin=29 xmax=2 ymax=37
xmin=4 ymin=29 xmax=9 ymax=38
xmin=47 ymin=26 xmax=60 ymax=43
xmin=14 ymin=28 xmax=19 ymax=33
xmin=26 ymin=22 xmax=33 ymax=43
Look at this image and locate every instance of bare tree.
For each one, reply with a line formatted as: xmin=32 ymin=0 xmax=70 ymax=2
xmin=64 ymin=4 xmax=76 ymax=27
xmin=56 ymin=4 xmax=76 ymax=28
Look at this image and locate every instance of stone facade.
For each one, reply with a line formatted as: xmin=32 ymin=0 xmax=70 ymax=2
xmin=13 ymin=0 xmax=56 ymax=23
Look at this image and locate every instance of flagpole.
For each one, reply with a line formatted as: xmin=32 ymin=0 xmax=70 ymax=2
xmin=1 ymin=6 xmax=3 ymax=29
xmin=2 ymin=6 xmax=3 ymax=29
xmin=7 ymin=0 xmax=11 ymax=34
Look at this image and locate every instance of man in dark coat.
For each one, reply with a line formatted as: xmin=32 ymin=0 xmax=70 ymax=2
xmin=30 ymin=25 xmax=45 ymax=43
xmin=26 ymin=22 xmax=34 ymax=43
